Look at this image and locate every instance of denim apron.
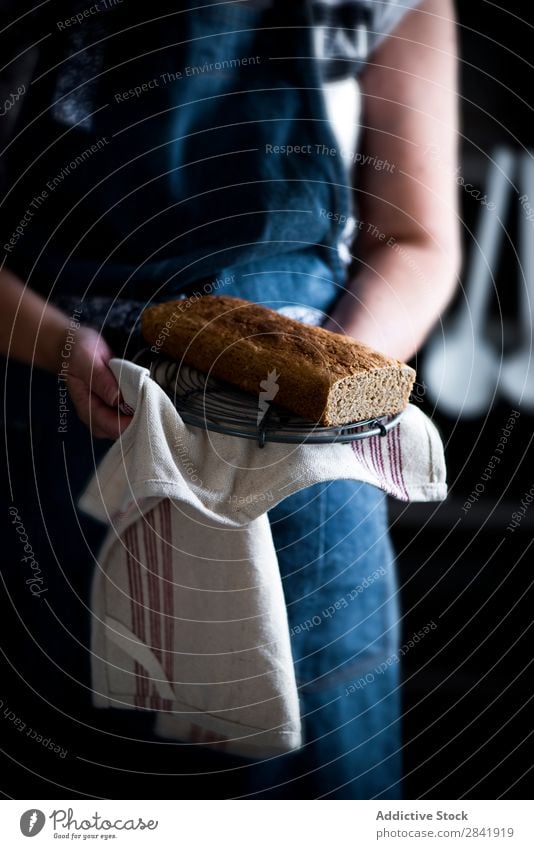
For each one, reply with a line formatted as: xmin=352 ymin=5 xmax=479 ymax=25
xmin=2 ymin=0 xmax=401 ymax=798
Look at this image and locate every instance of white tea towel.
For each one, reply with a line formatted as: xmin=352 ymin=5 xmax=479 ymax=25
xmin=80 ymin=359 xmax=446 ymax=757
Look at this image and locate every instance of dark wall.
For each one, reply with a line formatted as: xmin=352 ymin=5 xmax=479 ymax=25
xmin=393 ymin=0 xmax=534 ymax=800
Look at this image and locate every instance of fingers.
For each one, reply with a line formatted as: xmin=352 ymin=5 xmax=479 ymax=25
xmin=67 ymin=375 xmax=132 ymax=440
xmin=89 ymin=394 xmax=132 ymax=440
xmin=74 ymin=332 xmax=122 ymax=408
xmin=90 ymin=355 xmax=122 ymax=409
xmin=67 ymin=327 xmax=132 ymax=438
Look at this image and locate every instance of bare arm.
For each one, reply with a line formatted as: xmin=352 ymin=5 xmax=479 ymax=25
xmin=324 ymin=0 xmax=461 ymax=361
xmin=0 ymin=266 xmax=71 ymax=372
xmin=0 ymin=267 xmax=131 ymax=438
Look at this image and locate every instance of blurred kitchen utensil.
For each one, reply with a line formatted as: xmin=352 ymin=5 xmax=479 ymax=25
xmin=500 ymin=151 xmax=534 ymax=410
xmin=423 ymin=148 xmax=515 ymax=417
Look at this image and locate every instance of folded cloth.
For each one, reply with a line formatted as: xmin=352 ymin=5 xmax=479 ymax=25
xmin=79 ymin=358 xmax=446 ymax=757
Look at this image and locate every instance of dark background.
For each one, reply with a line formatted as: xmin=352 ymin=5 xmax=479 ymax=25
xmin=393 ymin=0 xmax=534 ymax=799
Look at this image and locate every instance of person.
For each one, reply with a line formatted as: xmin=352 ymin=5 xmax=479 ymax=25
xmin=0 ymin=0 xmax=459 ymax=798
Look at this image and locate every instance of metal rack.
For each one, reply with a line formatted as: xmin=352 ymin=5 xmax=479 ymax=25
xmin=147 ymin=357 xmax=403 ymax=448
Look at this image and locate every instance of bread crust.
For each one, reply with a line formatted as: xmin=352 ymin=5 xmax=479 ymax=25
xmin=141 ymin=295 xmax=415 ymax=425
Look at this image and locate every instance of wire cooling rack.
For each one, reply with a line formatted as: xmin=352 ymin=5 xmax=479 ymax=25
xmin=146 ymin=356 xmax=403 ymax=448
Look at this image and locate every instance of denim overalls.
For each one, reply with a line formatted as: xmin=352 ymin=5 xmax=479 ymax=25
xmin=2 ymin=1 xmax=402 ymax=798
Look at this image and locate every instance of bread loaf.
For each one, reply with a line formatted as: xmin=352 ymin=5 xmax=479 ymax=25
xmin=141 ymin=295 xmax=415 ymax=426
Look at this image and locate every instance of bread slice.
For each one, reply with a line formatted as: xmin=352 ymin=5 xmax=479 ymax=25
xmin=141 ymin=295 xmax=415 ymax=426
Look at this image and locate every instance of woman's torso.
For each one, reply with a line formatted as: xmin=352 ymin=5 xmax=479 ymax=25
xmin=3 ymin=0 xmax=360 ymax=305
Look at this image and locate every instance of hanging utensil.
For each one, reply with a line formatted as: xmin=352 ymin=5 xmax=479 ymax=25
xmin=423 ymin=148 xmax=515 ymax=418
xmin=499 ymin=151 xmax=534 ymax=410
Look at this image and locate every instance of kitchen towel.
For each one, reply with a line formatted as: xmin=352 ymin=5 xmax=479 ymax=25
xmin=79 ymin=358 xmax=446 ymax=757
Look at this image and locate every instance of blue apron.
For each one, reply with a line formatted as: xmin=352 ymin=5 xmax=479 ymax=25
xmin=2 ymin=0 xmax=401 ymax=798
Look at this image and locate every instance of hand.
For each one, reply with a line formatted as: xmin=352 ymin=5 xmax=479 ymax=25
xmin=66 ymin=326 xmax=132 ymax=439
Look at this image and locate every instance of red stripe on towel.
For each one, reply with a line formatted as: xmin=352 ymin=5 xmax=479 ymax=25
xmin=130 ymin=522 xmax=148 ymax=706
xmin=393 ymin=425 xmax=410 ymax=500
xmin=350 ymin=438 xmax=370 ymax=471
xmin=143 ymin=507 xmax=163 ymax=710
xmin=373 ymin=432 xmax=398 ymax=496
xmin=143 ymin=509 xmax=160 ymax=657
xmin=374 ymin=438 xmax=391 ymax=492
xmin=160 ymin=500 xmax=174 ymax=696
xmin=369 ymin=434 xmax=383 ymax=485
xmin=351 ymin=431 xmax=405 ymax=501
xmin=386 ymin=428 xmax=403 ymax=498
xmin=125 ymin=525 xmax=141 ymax=707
